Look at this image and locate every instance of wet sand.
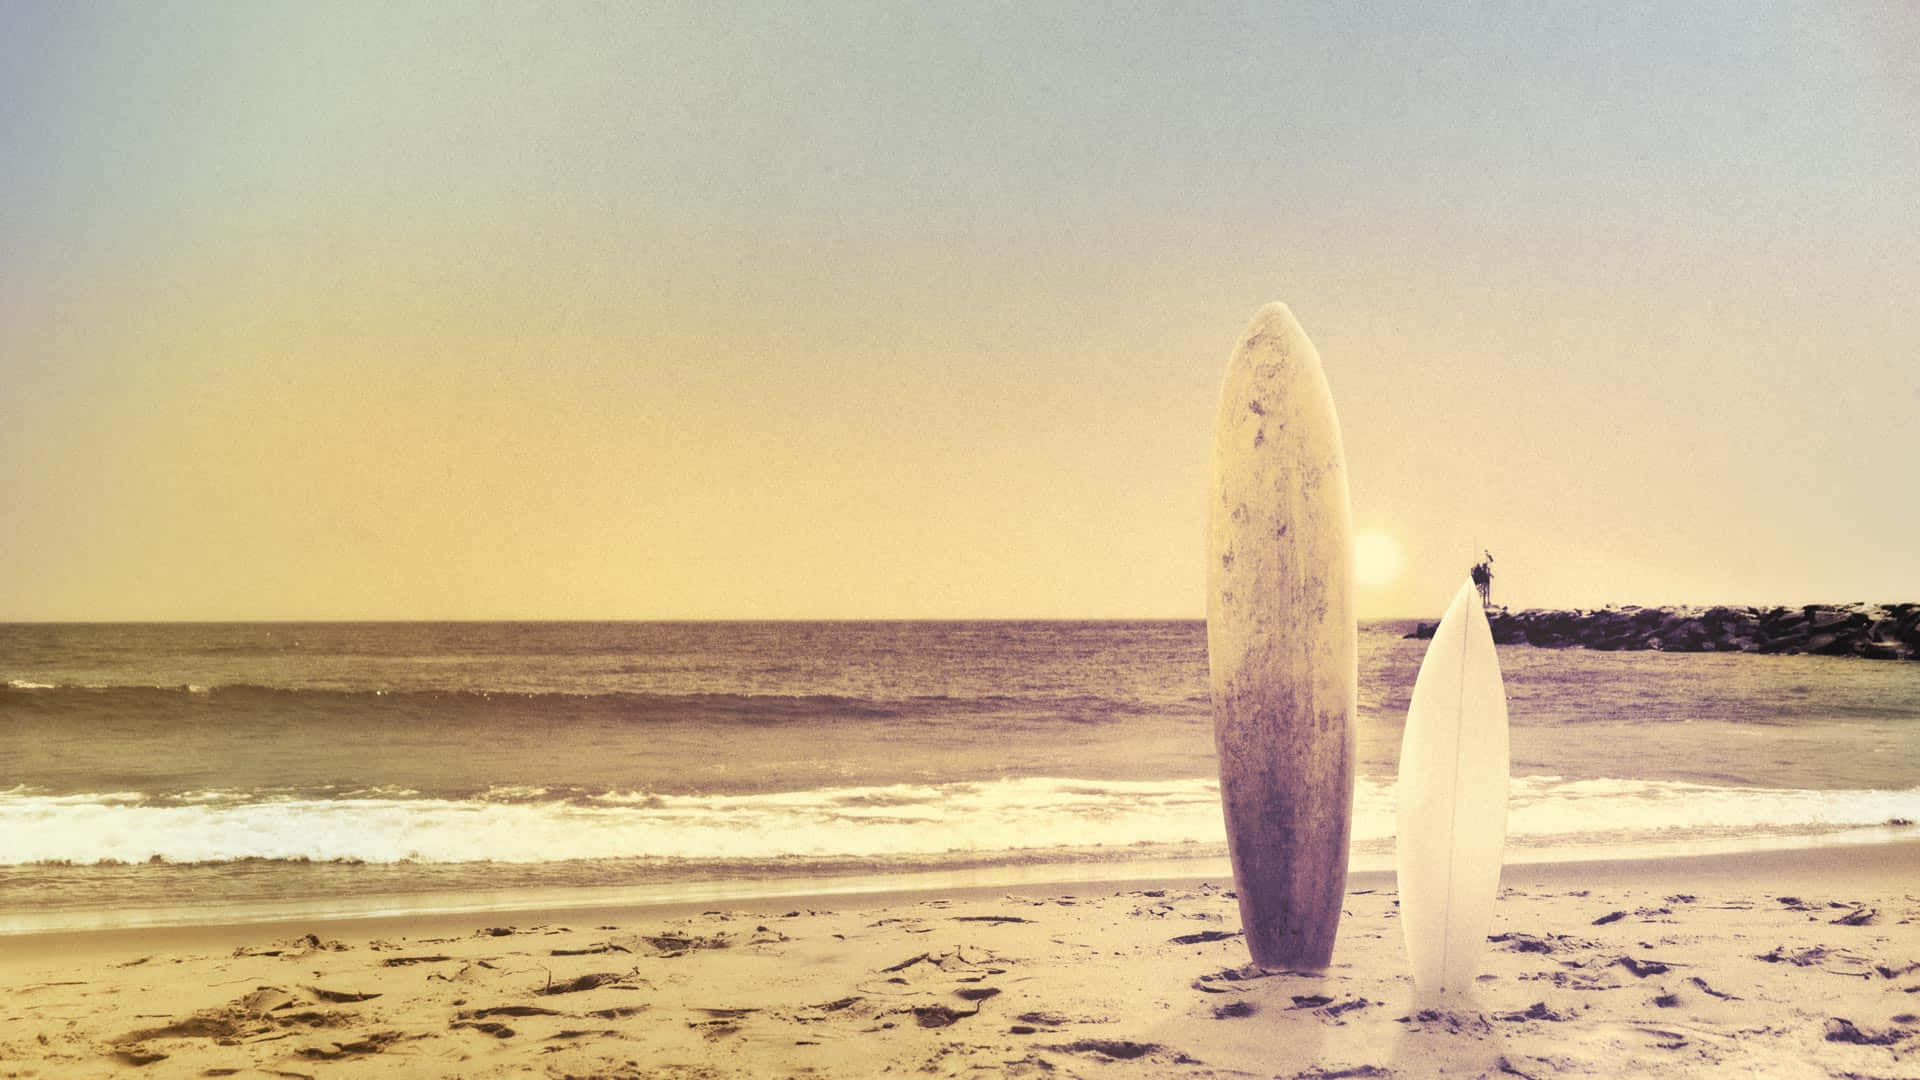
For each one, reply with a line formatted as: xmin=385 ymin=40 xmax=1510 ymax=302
xmin=4 ymin=843 xmax=1916 ymax=1078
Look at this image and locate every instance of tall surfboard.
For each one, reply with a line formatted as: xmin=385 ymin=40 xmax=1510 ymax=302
xmin=1206 ymin=303 xmax=1356 ymax=970
xmin=1395 ymin=580 xmax=1511 ymax=993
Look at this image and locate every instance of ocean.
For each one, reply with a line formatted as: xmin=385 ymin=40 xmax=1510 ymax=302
xmin=3 ymin=620 xmax=1915 ymax=933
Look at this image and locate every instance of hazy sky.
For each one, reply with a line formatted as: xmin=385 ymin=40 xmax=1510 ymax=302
xmin=3 ymin=2 xmax=1915 ymax=620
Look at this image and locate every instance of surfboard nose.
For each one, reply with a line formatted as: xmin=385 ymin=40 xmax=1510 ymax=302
xmin=1233 ymin=303 xmax=1318 ymax=378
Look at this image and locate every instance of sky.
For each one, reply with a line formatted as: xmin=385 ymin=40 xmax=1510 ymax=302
xmin=2 ymin=1 xmax=1915 ymax=621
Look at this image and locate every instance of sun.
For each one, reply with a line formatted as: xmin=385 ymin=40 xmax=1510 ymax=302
xmin=1354 ymin=528 xmax=1405 ymax=589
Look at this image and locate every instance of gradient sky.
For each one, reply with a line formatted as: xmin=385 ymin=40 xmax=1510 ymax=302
xmin=3 ymin=2 xmax=1915 ymax=620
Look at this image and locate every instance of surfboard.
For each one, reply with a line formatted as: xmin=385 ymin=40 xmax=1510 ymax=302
xmin=1395 ymin=579 xmax=1511 ymax=993
xmin=1206 ymin=303 xmax=1357 ymax=970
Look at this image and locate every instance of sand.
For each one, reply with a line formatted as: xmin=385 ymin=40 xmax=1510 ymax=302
xmin=4 ymin=843 xmax=1916 ymax=1079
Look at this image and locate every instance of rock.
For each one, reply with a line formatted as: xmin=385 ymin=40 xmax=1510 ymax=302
xmin=1763 ymin=608 xmax=1808 ymax=631
xmin=1805 ymin=632 xmax=1852 ymax=656
xmin=1805 ymin=608 xmax=1840 ymax=630
xmin=1701 ymin=606 xmax=1743 ymax=625
xmin=1395 ymin=604 xmax=1914 ymax=660
xmin=1758 ymin=629 xmax=1809 ymax=654
xmin=1523 ymin=618 xmax=1577 ymax=646
xmin=1662 ymin=625 xmax=1704 ymax=652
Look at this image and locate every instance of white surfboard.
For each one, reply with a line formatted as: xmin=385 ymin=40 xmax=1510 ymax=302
xmin=1395 ymin=579 xmax=1510 ymax=993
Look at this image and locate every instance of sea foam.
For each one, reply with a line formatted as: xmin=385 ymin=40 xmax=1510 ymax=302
xmin=2 ymin=776 xmax=1913 ymax=868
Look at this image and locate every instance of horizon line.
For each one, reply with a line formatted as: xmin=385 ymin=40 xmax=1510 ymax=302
xmin=0 ymin=614 xmax=1432 ymax=625
xmin=4 ymin=601 xmax=1906 ymax=626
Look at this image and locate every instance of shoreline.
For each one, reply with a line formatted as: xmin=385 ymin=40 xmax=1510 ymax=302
xmin=8 ymin=837 xmax=1915 ymax=961
xmin=7 ymin=826 xmax=1916 ymax=939
xmin=8 ymin=824 xmax=1919 ymax=941
xmin=5 ymin=839 xmax=1916 ymax=1078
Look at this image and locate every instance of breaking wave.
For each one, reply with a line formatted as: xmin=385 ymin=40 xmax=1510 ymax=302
xmin=4 ymin=776 xmax=1913 ymax=868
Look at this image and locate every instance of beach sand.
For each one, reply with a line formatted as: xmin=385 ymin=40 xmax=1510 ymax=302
xmin=4 ymin=844 xmax=1916 ymax=1079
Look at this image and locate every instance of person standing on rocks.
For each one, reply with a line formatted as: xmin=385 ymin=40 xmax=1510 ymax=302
xmin=1471 ymin=551 xmax=1495 ymax=606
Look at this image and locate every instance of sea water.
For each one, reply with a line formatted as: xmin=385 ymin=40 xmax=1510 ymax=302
xmin=2 ymin=621 xmax=1915 ymax=931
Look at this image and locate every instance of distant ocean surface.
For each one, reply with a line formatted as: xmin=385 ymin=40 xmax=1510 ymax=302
xmin=3 ymin=621 xmax=1916 ymax=932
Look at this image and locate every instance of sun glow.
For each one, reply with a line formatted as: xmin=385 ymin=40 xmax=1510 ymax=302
xmin=1355 ymin=528 xmax=1405 ymax=589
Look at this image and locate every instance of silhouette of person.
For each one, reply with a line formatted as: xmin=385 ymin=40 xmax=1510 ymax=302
xmin=1471 ymin=551 xmax=1495 ymax=606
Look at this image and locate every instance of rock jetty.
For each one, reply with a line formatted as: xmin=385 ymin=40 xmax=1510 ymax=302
xmin=1406 ymin=603 xmax=1920 ymax=660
